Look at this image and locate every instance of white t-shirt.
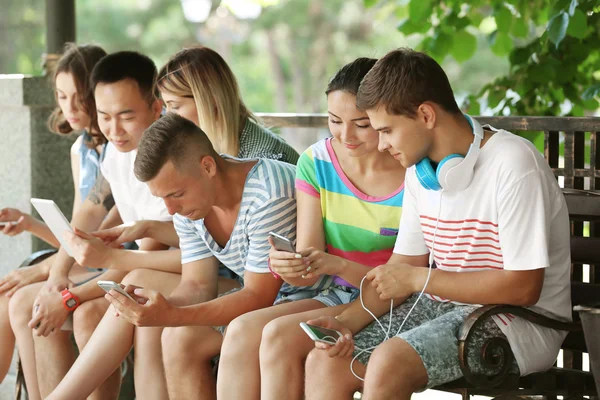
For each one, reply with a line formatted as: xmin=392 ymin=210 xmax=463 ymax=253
xmin=394 ymin=128 xmax=571 ymax=376
xmin=100 ymin=143 xmax=172 ymax=232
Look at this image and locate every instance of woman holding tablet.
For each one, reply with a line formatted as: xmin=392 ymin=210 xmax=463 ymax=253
xmin=0 ymin=43 xmax=108 ymax=388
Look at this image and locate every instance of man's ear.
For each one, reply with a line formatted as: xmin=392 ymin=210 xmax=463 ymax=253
xmin=200 ymin=155 xmax=217 ymax=178
xmin=417 ymin=103 xmax=437 ymax=129
xmin=152 ymin=98 xmax=164 ymax=120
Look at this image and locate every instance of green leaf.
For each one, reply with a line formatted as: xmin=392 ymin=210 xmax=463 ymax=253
xmin=566 ymin=8 xmax=588 ymax=39
xmin=494 ymin=6 xmax=513 ymax=34
xmin=450 ymin=30 xmax=477 ymax=63
xmin=464 ymin=94 xmax=481 ymax=115
xmin=512 ymin=17 xmax=528 ymax=38
xmin=529 ymin=62 xmax=556 ymax=83
xmin=509 ymin=47 xmax=532 ymax=65
xmin=364 ymin=0 xmax=379 ymax=8
xmin=489 ymin=31 xmax=514 ymax=56
xmin=571 ymin=104 xmax=585 ymax=116
xmin=568 ymin=0 xmax=578 ymax=16
xmin=582 ymin=83 xmax=600 ymax=100
xmin=429 ymin=31 xmax=453 ymax=61
xmin=547 ymin=11 xmax=569 ymax=47
xmin=583 ymin=98 xmax=599 ymax=110
xmin=409 ymin=0 xmax=432 ymax=23
xmin=555 ymin=63 xmax=579 ymax=84
xmin=550 ymin=0 xmax=571 ymax=18
xmin=396 ymin=17 xmax=431 ymax=35
xmin=487 ymin=89 xmax=505 ymax=109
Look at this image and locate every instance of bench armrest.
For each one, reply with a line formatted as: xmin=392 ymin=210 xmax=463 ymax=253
xmin=18 ymin=249 xmax=58 ymax=268
xmin=457 ymin=304 xmax=581 ymax=388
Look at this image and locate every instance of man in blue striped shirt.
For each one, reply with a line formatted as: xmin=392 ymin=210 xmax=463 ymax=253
xmin=99 ymin=113 xmax=327 ymax=399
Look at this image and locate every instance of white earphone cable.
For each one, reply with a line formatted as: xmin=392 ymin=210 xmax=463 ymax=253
xmin=349 ymin=190 xmax=444 ymax=381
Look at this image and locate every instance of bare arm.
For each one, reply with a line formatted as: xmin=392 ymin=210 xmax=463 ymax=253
xmin=98 ymin=205 xmax=122 ymax=230
xmin=23 ymin=218 xmax=60 ymax=248
xmin=417 ymin=267 xmax=544 ymax=306
xmin=70 ymin=136 xmax=83 ymax=219
xmin=94 ymin=220 xmax=179 ymax=248
xmin=275 ymin=191 xmax=372 ymax=287
xmin=337 ymin=253 xmax=429 ymax=334
xmin=172 ymin=270 xmax=281 ymax=327
xmin=108 ymin=248 xmax=182 ymax=274
xmin=48 ymin=173 xmax=113 ymax=281
xmin=69 ymin=237 xmax=169 ymax=302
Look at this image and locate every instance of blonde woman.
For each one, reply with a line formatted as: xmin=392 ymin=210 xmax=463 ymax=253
xmin=157 ymin=46 xmax=299 ymax=164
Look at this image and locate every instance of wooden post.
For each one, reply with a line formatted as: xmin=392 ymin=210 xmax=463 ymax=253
xmin=43 ymin=0 xmax=76 ymax=75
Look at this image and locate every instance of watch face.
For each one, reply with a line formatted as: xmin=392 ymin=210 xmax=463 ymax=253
xmin=66 ymin=298 xmax=77 ymax=308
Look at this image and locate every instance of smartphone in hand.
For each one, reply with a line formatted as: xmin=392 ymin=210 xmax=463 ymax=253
xmin=268 ymin=231 xmax=296 ymax=253
xmin=299 ymin=322 xmax=343 ymax=345
xmin=97 ymin=280 xmax=136 ymax=301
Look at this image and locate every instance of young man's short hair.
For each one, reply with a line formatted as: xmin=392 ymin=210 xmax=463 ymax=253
xmin=135 ymin=113 xmax=217 ymax=182
xmin=356 ymin=48 xmax=461 ymax=117
xmin=90 ymin=51 xmax=159 ymax=103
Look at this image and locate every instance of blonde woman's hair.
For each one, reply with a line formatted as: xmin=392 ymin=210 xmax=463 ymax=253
xmin=156 ymin=46 xmax=255 ymax=156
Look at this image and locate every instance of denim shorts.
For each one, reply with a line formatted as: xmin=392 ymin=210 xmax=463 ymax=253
xmin=273 ymin=287 xmax=323 ymax=305
xmin=352 ymin=294 xmax=520 ymax=389
xmin=312 ymin=284 xmax=360 ymax=307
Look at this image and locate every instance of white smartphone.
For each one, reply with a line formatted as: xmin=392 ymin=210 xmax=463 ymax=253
xmin=97 ymin=280 xmax=136 ymax=301
xmin=268 ymin=231 xmax=296 ymax=253
xmin=0 ymin=221 xmax=18 ymax=227
xmin=30 ymin=198 xmax=74 ymax=256
xmin=299 ymin=322 xmax=343 ymax=345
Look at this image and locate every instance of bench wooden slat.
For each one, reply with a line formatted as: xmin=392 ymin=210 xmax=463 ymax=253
xmin=564 ymin=189 xmax=600 ymax=219
xmin=571 ymin=237 xmax=600 ymax=265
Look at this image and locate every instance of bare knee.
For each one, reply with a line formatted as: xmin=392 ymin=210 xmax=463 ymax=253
xmin=221 ymin=313 xmax=263 ymax=358
xmin=260 ymin=317 xmax=298 ymax=363
xmin=72 ymin=298 xmax=109 ymax=349
xmin=121 ymin=268 xmax=152 ymax=287
xmin=162 ymin=326 xmax=212 ymax=365
xmin=364 ymin=340 xmax=426 ymax=396
xmin=304 ymin=349 xmax=340 ymax=389
xmin=8 ymin=285 xmax=37 ymax=327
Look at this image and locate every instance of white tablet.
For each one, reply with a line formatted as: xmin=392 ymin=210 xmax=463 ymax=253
xmin=30 ymin=198 xmax=74 ymax=256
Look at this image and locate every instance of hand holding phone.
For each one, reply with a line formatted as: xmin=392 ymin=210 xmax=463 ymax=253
xmin=268 ymin=231 xmax=296 ymax=253
xmin=0 ymin=221 xmax=19 ymax=227
xmin=97 ymin=280 xmax=136 ymax=302
xmin=300 ymin=322 xmax=343 ymax=345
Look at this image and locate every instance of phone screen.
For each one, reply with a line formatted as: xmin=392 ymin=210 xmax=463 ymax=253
xmin=301 ymin=323 xmax=342 ymax=344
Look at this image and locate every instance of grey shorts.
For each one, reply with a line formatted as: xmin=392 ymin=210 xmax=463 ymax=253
xmin=353 ymin=294 xmax=520 ymax=389
xmin=312 ymin=285 xmax=360 ymax=307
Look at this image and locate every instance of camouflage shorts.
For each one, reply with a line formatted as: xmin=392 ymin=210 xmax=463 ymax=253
xmin=353 ymin=294 xmax=520 ymax=389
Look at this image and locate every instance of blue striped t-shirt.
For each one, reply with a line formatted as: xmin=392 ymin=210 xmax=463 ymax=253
xmin=173 ymin=158 xmax=329 ymax=295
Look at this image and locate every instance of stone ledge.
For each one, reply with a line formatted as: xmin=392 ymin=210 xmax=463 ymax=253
xmin=0 ymin=75 xmax=54 ymax=107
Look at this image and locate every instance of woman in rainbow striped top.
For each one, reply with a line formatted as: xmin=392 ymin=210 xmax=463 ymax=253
xmin=216 ymin=58 xmax=406 ymax=399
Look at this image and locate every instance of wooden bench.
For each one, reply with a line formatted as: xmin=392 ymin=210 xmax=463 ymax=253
xmin=437 ymin=188 xmax=600 ymax=399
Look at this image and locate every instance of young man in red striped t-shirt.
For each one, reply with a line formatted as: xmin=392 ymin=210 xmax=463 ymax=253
xmin=303 ymin=48 xmax=571 ymax=400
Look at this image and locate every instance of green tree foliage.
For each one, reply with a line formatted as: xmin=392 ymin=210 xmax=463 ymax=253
xmin=366 ymin=0 xmax=600 ymax=116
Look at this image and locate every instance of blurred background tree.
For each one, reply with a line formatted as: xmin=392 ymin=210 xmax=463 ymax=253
xmin=0 ymin=0 xmax=510 ymax=115
xmin=1 ymin=0 xmax=597 ymax=151
xmin=368 ymin=0 xmax=600 ymax=117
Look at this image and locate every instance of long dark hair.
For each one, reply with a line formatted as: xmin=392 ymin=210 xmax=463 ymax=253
xmin=326 ymin=57 xmax=378 ymax=96
xmin=47 ymin=43 xmax=107 ymax=148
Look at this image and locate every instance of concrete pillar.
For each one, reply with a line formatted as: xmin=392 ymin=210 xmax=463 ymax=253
xmin=0 ymin=75 xmax=74 ymax=276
